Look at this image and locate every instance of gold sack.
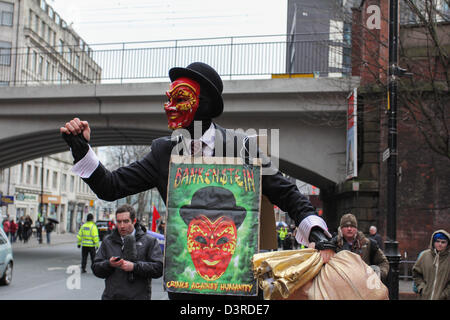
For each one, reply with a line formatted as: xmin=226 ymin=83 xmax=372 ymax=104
xmin=253 ymin=249 xmax=389 ymax=300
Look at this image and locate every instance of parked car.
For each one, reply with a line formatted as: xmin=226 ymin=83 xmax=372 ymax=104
xmin=95 ymin=220 xmax=111 ymax=241
xmin=147 ymin=230 xmax=164 ymax=254
xmin=0 ymin=228 xmax=13 ymax=285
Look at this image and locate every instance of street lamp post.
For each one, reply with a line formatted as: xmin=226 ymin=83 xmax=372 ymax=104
xmin=385 ymin=0 xmax=402 ymax=300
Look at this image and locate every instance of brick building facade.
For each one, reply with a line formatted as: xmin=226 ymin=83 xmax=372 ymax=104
xmin=349 ymin=0 xmax=450 ymax=259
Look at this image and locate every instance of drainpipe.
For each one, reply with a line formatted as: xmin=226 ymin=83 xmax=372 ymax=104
xmin=13 ymin=0 xmax=22 ymax=86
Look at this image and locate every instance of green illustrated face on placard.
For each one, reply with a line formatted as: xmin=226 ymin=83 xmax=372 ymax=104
xmin=164 ymin=158 xmax=261 ymax=296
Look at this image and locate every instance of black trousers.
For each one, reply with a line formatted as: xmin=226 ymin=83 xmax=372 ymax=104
xmin=81 ymin=246 xmax=96 ymax=271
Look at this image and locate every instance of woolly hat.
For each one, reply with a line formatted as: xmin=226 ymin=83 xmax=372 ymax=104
xmin=340 ymin=213 xmax=358 ymax=228
xmin=433 ymin=232 xmax=449 ymax=242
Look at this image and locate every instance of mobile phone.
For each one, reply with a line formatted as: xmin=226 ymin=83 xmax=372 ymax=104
xmin=112 ymin=256 xmax=121 ymax=262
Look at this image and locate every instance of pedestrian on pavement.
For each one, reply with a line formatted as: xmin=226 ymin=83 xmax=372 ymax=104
xmin=9 ymin=219 xmax=18 ymax=243
xmin=282 ymin=231 xmax=294 ymax=250
xmin=44 ymin=220 xmax=55 ymax=244
xmin=369 ymin=225 xmax=384 ymax=251
xmin=77 ymin=213 xmax=99 ymax=273
xmin=17 ymin=216 xmax=24 ymax=242
xmin=331 ymin=213 xmax=389 ymax=281
xmin=2 ymin=218 xmax=10 ymax=240
xmin=36 ymin=213 xmax=44 ymax=244
xmin=60 ymin=62 xmax=335 ymax=300
xmin=412 ymin=229 xmax=449 ymax=300
xmin=23 ymin=216 xmax=32 ymax=243
xmin=157 ymin=221 xmax=165 ymax=235
xmin=278 ymin=226 xmax=288 ymax=249
xmin=92 ymin=204 xmax=163 ymax=300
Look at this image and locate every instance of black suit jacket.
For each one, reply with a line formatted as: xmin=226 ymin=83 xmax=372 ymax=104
xmin=84 ymin=124 xmax=316 ymax=226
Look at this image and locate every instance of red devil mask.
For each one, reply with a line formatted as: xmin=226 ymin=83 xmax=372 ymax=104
xmin=186 ymin=215 xmax=237 ymax=281
xmin=164 ymin=77 xmax=201 ymax=130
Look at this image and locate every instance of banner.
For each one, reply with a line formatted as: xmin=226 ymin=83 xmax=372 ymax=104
xmin=346 ymin=88 xmax=358 ymax=179
xmin=164 ymin=156 xmax=261 ymax=296
xmin=151 ymin=205 xmax=160 ymax=232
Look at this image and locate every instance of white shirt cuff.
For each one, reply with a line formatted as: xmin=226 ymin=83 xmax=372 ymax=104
xmin=295 ymin=215 xmax=331 ymax=246
xmin=71 ymin=146 xmax=99 ymax=178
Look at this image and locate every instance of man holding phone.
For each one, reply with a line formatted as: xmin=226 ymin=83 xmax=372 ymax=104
xmin=92 ymin=204 xmax=163 ymax=300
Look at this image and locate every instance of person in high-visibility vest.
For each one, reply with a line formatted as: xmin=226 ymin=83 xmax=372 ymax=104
xmin=77 ymin=213 xmax=99 ymax=273
xmin=279 ymin=227 xmax=288 ymax=241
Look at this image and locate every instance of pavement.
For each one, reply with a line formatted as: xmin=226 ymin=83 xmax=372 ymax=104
xmin=11 ymin=231 xmax=78 ymax=250
xmin=10 ymin=232 xmax=418 ymax=300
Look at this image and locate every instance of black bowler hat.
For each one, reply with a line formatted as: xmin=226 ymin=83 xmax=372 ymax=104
xmin=179 ymin=186 xmax=247 ymax=229
xmin=169 ymin=62 xmax=224 ymax=118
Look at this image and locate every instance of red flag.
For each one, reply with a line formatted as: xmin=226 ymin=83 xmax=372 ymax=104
xmin=151 ymin=205 xmax=160 ymax=232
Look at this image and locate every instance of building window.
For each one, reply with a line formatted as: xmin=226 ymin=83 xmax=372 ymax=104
xmin=70 ymin=175 xmax=74 ymax=192
xmin=48 ymin=6 xmax=54 ymax=19
xmin=26 ymin=47 xmax=30 ymax=68
xmin=28 ymin=9 xmax=33 ymax=28
xmin=45 ymin=169 xmax=49 ymax=187
xmin=34 ymin=14 xmax=39 ymax=32
xmin=33 ymin=166 xmax=38 ymax=185
xmin=32 ymin=51 xmax=37 ymax=73
xmin=19 ymin=163 xmax=24 ymax=183
xmin=61 ymin=173 xmax=67 ymax=192
xmin=47 ymin=25 xmax=52 ymax=44
xmin=50 ymin=64 xmax=54 ymax=81
xmin=0 ymin=1 xmax=13 ymax=27
xmin=40 ymin=0 xmax=46 ymax=12
xmin=0 ymin=41 xmax=11 ymax=66
xmin=26 ymin=164 xmax=32 ymax=184
xmin=38 ymin=55 xmax=43 ymax=76
xmin=59 ymin=39 xmax=64 ymax=55
xmin=75 ymin=55 xmax=80 ymax=70
xmin=52 ymin=171 xmax=58 ymax=189
xmin=45 ymin=60 xmax=50 ymax=79
xmin=40 ymin=21 xmax=45 ymax=38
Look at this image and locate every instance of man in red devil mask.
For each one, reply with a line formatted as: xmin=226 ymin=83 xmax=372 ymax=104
xmin=60 ymin=62 xmax=335 ymax=300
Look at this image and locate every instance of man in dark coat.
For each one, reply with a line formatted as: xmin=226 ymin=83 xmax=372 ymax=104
xmin=92 ymin=204 xmax=163 ymax=300
xmin=332 ymin=213 xmax=389 ymax=281
xmin=60 ymin=62 xmax=335 ymax=299
xmin=369 ymin=225 xmax=384 ymax=251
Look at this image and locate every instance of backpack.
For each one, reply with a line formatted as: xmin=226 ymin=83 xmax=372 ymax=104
xmin=47 ymin=222 xmax=54 ymax=232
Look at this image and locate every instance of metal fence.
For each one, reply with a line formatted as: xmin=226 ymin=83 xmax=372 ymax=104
xmin=0 ymin=34 xmax=351 ymax=86
xmin=399 ymin=260 xmax=417 ymax=281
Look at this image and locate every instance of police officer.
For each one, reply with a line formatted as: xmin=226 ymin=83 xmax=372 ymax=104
xmin=77 ymin=213 xmax=99 ymax=273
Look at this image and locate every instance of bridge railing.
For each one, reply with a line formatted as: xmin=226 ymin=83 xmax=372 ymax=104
xmin=0 ymin=34 xmax=351 ymax=86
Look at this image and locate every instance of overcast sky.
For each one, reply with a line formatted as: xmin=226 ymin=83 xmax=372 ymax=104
xmin=50 ymin=0 xmax=288 ymax=44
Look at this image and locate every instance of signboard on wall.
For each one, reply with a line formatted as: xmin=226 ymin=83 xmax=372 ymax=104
xmin=1 ymin=195 xmax=14 ymax=206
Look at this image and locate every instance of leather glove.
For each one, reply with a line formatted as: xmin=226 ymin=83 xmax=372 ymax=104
xmin=61 ymin=132 xmax=90 ymax=163
xmin=309 ymin=227 xmax=337 ymax=251
xmin=77 ymin=245 xmax=81 ymax=249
